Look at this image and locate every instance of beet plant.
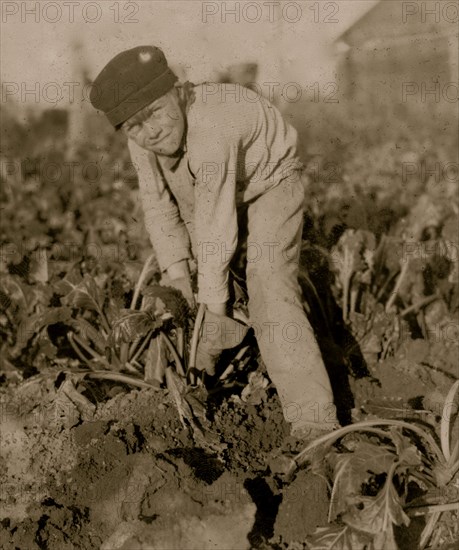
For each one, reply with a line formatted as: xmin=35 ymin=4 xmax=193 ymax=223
xmin=289 ymin=381 xmax=459 ymax=549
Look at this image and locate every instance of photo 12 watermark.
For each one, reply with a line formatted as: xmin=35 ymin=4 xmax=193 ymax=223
xmin=199 ymin=81 xmax=339 ymax=105
xmin=402 ymin=82 xmax=459 ymax=104
xmin=401 ymin=1 xmax=458 ymax=24
xmin=1 ymin=1 xmax=140 ymax=24
xmin=201 ymin=1 xmax=340 ymax=24
xmin=401 ymin=161 xmax=459 ymax=185
xmin=196 ymin=239 xmax=302 ymax=266
xmin=398 ymin=240 xmax=458 ymax=264
xmin=1 ymin=80 xmax=149 ymax=106
xmin=0 ymin=158 xmax=139 ymax=186
xmin=283 ymin=401 xmax=338 ymax=424
xmin=306 ymin=160 xmax=342 ymax=184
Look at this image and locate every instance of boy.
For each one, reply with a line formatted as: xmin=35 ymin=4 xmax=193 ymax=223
xmin=90 ymin=45 xmax=339 ymax=438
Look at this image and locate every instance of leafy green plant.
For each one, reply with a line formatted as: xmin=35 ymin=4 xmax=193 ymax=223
xmin=53 ymin=253 xmax=193 ymax=385
xmin=291 ymin=381 xmax=459 ymax=549
xmin=329 ymin=229 xmax=376 ymax=323
xmin=326 ymin=217 xmax=458 ymax=368
xmin=0 ymin=248 xmax=194 ymax=389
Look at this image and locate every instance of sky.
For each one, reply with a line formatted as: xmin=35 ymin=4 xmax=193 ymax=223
xmin=1 ymin=0 xmax=378 ymax=106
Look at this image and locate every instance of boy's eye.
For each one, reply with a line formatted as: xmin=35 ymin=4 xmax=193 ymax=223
xmin=125 ymin=123 xmax=141 ymax=135
xmin=146 ymin=107 xmax=161 ymax=119
xmin=123 ymin=102 xmax=163 ymax=134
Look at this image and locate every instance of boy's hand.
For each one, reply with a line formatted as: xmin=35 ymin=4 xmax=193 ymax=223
xmin=163 ymin=260 xmax=195 ymax=308
xmin=195 ymin=310 xmax=249 ymax=376
xmin=165 ymin=276 xmax=195 ymax=309
xmin=195 ymin=345 xmax=221 ymax=377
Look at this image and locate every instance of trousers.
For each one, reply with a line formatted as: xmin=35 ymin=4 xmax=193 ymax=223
xmin=240 ymin=176 xmax=338 ymax=430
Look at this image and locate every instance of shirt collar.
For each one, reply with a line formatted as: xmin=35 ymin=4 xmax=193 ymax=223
xmin=157 ymin=123 xmax=188 ymax=172
xmin=158 ymin=142 xmax=187 ymax=171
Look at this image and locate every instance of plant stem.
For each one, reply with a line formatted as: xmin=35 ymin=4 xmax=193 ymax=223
xmin=71 ymin=333 xmax=102 ymax=361
xmin=350 ymin=286 xmax=358 ymax=316
xmin=98 ymin=310 xmax=112 ymax=335
xmin=161 ymin=332 xmax=185 ymax=378
xmin=371 ymin=234 xmax=386 ymax=288
xmin=294 ymin=419 xmax=445 ymax=468
xmin=407 ymin=502 xmax=459 ymax=516
xmin=188 ymin=303 xmax=206 ymax=381
xmin=400 ymin=293 xmax=440 ymax=317
xmin=131 ymin=253 xmax=155 ymax=310
xmin=86 ymin=371 xmax=161 ymax=390
xmin=124 ymin=362 xmax=141 ymax=373
xmin=342 ymin=250 xmax=351 ymax=323
xmin=219 ymin=345 xmax=250 ymax=381
xmin=119 ymin=342 xmax=129 ymax=367
xmin=419 ymin=510 xmax=442 ymax=550
xmin=376 ymin=270 xmax=398 ymax=301
xmin=386 ymin=260 xmax=410 ymax=312
xmin=441 ymin=380 xmax=459 ymax=461
xmin=130 ymin=330 xmax=154 ymax=363
xmin=176 ymin=328 xmax=184 ymax=362
xmin=381 ymin=332 xmax=395 ymax=361
xmin=68 ymin=333 xmax=93 ymax=368
xmin=128 ymin=337 xmax=141 ymax=358
xmin=449 ymin=441 xmax=459 ymax=467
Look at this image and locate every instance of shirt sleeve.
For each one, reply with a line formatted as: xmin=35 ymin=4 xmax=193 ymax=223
xmin=127 ymin=139 xmax=192 ymax=272
xmin=187 ymin=126 xmax=238 ymax=304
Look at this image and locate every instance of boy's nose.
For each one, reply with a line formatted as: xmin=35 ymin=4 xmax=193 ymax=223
xmin=143 ymin=121 xmax=161 ymax=140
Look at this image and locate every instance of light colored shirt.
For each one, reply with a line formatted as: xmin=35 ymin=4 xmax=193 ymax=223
xmin=128 ymin=83 xmax=303 ymax=304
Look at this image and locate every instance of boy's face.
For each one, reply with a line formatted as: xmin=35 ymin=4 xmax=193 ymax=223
xmin=121 ymin=88 xmax=184 ymax=155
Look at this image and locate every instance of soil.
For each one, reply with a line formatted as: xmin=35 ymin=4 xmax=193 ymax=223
xmin=0 ymin=341 xmax=457 ymax=549
xmin=0 ymin=373 xmax=328 ymax=549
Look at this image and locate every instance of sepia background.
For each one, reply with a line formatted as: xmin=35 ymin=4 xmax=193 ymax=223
xmin=1 ymin=1 xmax=459 ymax=549
xmin=2 ymin=0 xmax=457 ymax=158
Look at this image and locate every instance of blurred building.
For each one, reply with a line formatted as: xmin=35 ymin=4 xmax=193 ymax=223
xmin=335 ymin=0 xmax=458 ymax=125
xmin=67 ymin=38 xmax=104 ymax=158
xmin=218 ymin=63 xmax=259 ymax=89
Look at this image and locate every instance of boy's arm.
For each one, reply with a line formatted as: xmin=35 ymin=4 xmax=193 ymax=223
xmin=127 ymin=139 xmax=192 ymax=277
xmin=187 ymin=126 xmax=238 ymax=310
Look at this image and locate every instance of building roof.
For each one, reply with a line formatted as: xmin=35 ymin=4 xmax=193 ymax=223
xmin=336 ymin=0 xmax=456 ymax=47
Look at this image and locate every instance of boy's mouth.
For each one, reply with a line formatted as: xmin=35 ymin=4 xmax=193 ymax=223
xmin=147 ymin=130 xmax=171 ymax=148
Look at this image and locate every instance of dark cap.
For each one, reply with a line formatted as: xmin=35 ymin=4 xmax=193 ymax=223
xmin=90 ymin=45 xmax=178 ymax=128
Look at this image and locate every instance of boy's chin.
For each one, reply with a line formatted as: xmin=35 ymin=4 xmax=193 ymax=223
xmin=147 ymin=143 xmax=180 ymax=156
